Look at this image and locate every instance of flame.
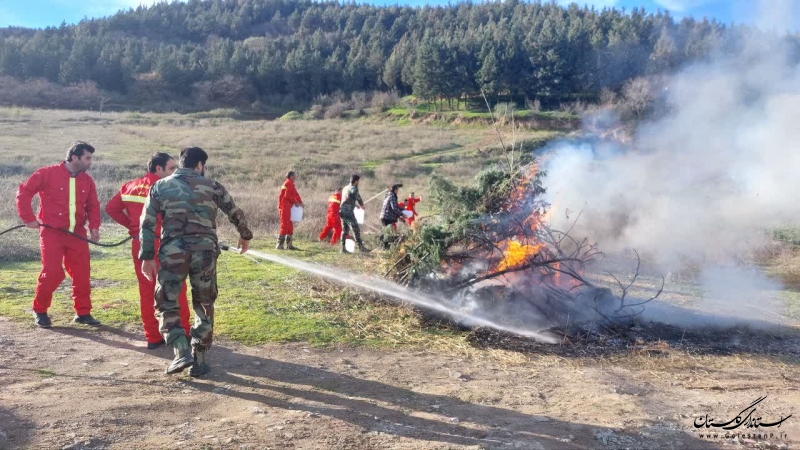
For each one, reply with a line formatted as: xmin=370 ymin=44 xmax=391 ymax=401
xmin=495 ymin=241 xmax=544 ymax=272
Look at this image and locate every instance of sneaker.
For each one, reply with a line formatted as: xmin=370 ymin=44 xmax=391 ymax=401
xmin=147 ymin=339 xmax=166 ymax=350
xmin=73 ymin=314 xmax=101 ymax=326
xmin=35 ymin=313 xmax=52 ymax=328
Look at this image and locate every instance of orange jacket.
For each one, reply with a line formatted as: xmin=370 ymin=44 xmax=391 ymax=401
xmin=16 ymin=162 xmax=101 ymax=233
xmin=105 ymin=172 xmax=161 ymax=238
xmin=278 ymin=179 xmax=302 ymax=210
xmin=327 ymin=191 xmax=342 ymax=216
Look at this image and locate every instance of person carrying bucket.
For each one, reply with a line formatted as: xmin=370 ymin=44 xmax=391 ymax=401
xmin=277 ymin=171 xmax=303 ymax=250
xmin=318 ymin=187 xmax=342 ymax=245
xmin=339 ymin=174 xmax=368 ymax=254
xmin=404 ymin=192 xmax=422 ymax=225
xmin=379 ymin=184 xmax=406 ymax=250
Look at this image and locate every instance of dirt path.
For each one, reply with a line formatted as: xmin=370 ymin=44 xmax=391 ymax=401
xmin=0 ymin=317 xmax=797 ymax=450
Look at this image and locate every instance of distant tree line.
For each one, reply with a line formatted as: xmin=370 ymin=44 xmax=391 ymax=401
xmin=0 ymin=0 xmax=797 ymax=111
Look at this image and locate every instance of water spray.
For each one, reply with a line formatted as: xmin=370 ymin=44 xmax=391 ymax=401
xmin=219 ymin=244 xmax=558 ymax=344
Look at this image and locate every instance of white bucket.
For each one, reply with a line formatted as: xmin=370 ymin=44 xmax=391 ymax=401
xmin=345 ymin=239 xmax=355 ymax=253
xmin=354 ymin=208 xmax=365 ymax=224
xmin=290 ymin=205 xmax=304 ymax=222
xmin=402 ymin=210 xmax=413 ymax=218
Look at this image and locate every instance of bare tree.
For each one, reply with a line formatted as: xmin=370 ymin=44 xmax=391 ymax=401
xmin=621 ymin=77 xmax=656 ymax=119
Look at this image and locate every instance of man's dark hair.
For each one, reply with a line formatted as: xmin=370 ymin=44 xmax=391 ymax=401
xmin=148 ymin=152 xmax=173 ymax=173
xmin=286 ymin=171 xmax=295 ymax=179
xmin=179 ymin=147 xmax=208 ymax=169
xmin=65 ymin=141 xmax=95 ymax=162
xmin=350 ymin=174 xmax=360 ymax=184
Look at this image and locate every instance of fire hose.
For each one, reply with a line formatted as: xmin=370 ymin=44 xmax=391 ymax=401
xmin=0 ymin=223 xmax=133 ymax=248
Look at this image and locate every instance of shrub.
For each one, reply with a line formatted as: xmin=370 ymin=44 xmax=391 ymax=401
xmin=324 ymin=101 xmax=348 ymax=119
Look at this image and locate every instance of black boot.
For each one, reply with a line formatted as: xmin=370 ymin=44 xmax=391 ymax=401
xmin=73 ymin=314 xmax=101 ymax=326
xmin=276 ymin=235 xmax=285 ymax=250
xmin=357 ymin=240 xmax=370 ymax=253
xmin=165 ymin=335 xmax=194 ymax=374
xmin=286 ymin=235 xmax=298 ymax=250
xmin=147 ymin=339 xmax=165 ymax=350
xmin=188 ymin=347 xmax=210 ymax=377
xmin=34 ymin=312 xmax=51 ymax=328
xmin=341 ymin=237 xmax=350 ymax=254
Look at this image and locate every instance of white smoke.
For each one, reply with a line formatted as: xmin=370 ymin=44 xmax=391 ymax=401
xmin=541 ymin=3 xmax=800 ymax=324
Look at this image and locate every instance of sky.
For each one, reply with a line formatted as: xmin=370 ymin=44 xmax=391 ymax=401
xmin=0 ymin=0 xmax=798 ymax=30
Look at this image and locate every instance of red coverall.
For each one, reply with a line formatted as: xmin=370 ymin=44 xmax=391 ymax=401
xmin=278 ymin=179 xmax=302 ymax=236
xmin=404 ymin=196 xmax=421 ymax=224
xmin=318 ymin=191 xmax=342 ymax=245
xmin=15 ymin=163 xmax=100 ymax=316
xmin=105 ymin=173 xmax=191 ymax=343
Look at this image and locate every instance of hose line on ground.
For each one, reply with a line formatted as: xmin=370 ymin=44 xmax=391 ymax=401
xmin=0 ymin=223 xmax=133 ymax=248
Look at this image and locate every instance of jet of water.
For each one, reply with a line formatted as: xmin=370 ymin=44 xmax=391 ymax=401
xmin=222 ymin=246 xmax=559 ymax=344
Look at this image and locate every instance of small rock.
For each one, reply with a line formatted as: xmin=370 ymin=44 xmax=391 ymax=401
xmin=531 ymin=415 xmax=550 ymax=422
xmin=0 ymin=430 xmax=7 ymax=440
xmin=203 ymin=435 xmax=215 ymax=439
xmin=431 ymin=405 xmax=441 ymax=410
xmin=224 ymin=437 xmax=237 ymax=444
xmin=251 ymin=407 xmax=265 ymax=414
xmin=182 ymin=390 xmax=192 ymax=394
xmin=251 ymin=362 xmax=261 ymax=366
xmin=449 ymin=417 xmax=460 ymax=423
xmin=66 ymin=433 xmax=77 ymax=439
xmin=594 ymin=429 xmax=615 ymax=445
xmin=119 ymin=362 xmax=129 ymax=367
xmin=307 ymin=412 xmax=319 ymax=418
xmin=274 ymin=426 xmax=284 ymax=431
xmin=284 ymin=433 xmax=295 ymax=440
xmin=212 ymin=387 xmax=228 ymax=395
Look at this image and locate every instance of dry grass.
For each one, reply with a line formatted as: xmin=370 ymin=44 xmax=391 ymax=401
xmin=0 ymin=107 xmax=521 ymax=247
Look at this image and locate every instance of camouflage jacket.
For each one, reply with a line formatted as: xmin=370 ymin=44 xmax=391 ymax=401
xmin=138 ymin=168 xmax=253 ymax=260
xmin=340 ymin=184 xmax=363 ymax=213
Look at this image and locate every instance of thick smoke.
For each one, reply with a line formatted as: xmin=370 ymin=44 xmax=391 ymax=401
xmin=541 ymin=4 xmax=799 ymax=324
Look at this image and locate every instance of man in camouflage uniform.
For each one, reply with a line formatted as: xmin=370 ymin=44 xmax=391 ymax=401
xmin=339 ymin=174 xmax=369 ymax=253
xmin=140 ymin=147 xmax=253 ymax=376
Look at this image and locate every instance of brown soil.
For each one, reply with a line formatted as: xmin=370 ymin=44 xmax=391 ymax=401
xmin=0 ymin=317 xmax=797 ymax=450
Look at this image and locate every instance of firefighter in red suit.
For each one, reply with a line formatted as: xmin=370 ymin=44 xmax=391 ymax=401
xmin=15 ymin=141 xmax=102 ymax=328
xmin=318 ymin=187 xmax=342 ymax=245
xmin=404 ymin=192 xmax=422 ymax=225
xmin=276 ymin=171 xmax=303 ymax=250
xmin=105 ymin=153 xmax=192 ymax=349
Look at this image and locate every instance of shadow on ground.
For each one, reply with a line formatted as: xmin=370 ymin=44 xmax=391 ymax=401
xmin=40 ymin=325 xmax=721 ymax=449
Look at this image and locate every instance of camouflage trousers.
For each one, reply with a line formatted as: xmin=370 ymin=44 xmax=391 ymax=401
xmin=339 ymin=209 xmax=362 ymax=244
xmin=155 ymin=240 xmax=218 ymax=350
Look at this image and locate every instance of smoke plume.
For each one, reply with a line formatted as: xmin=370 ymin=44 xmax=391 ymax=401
xmin=541 ymin=3 xmax=799 ymax=324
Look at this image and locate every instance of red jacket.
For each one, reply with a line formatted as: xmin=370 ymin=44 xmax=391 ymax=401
xmin=105 ymin=172 xmax=161 ymax=238
xmin=405 ymin=196 xmax=421 ymax=214
xmin=278 ymin=179 xmax=302 ymax=210
xmin=16 ymin=162 xmax=101 ymax=233
xmin=327 ymin=191 xmax=342 ymax=216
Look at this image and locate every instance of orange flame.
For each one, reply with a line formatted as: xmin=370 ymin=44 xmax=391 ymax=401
xmin=495 ymin=241 xmax=544 ymax=272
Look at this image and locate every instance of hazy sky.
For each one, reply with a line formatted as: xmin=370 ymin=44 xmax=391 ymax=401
xmin=1 ymin=0 xmax=797 ymax=30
